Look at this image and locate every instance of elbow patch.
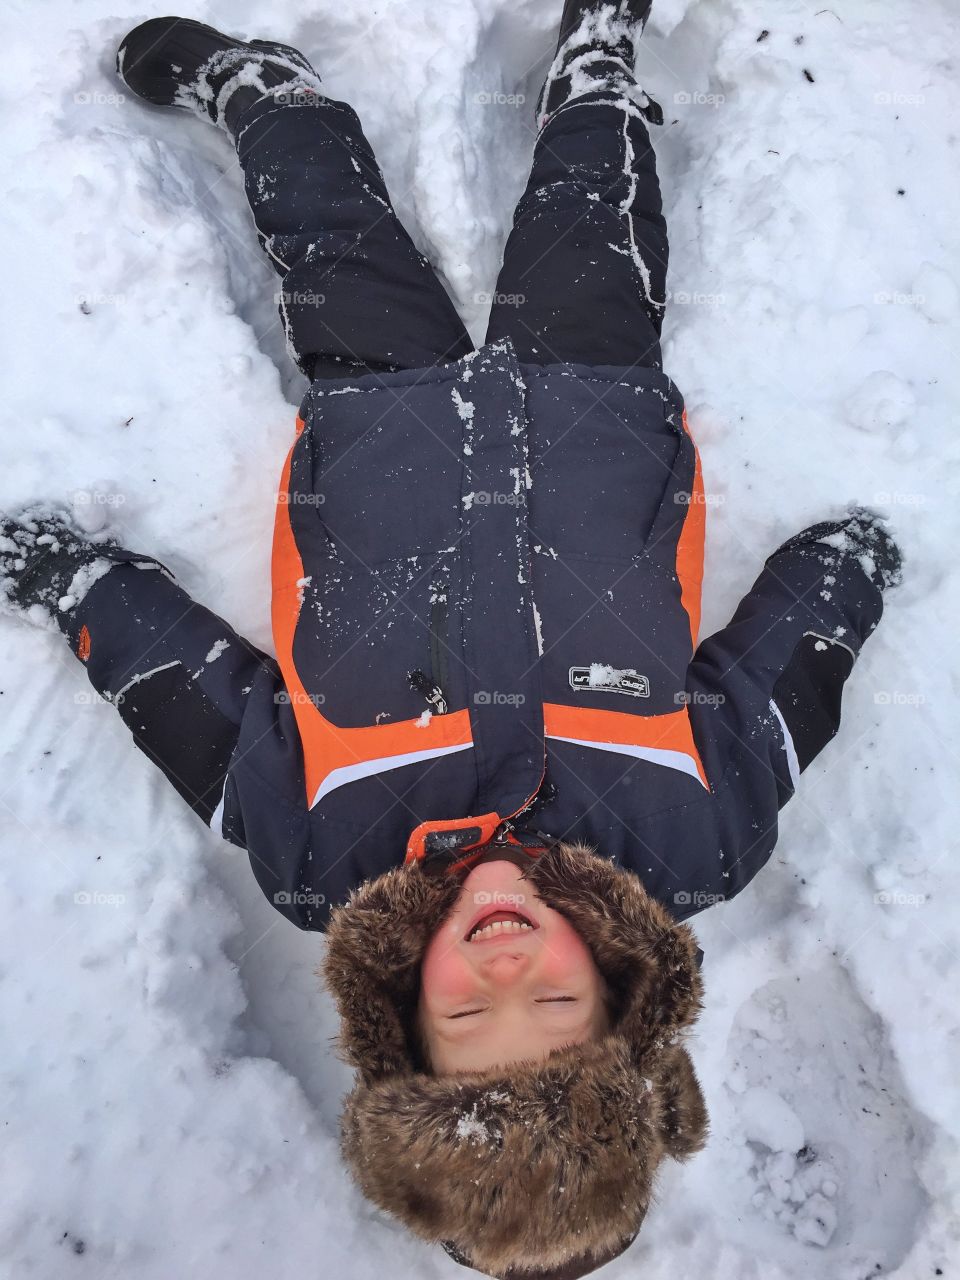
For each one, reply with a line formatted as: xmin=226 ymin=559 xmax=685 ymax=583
xmin=113 ymin=660 xmax=239 ymax=824
xmin=772 ymin=632 xmax=855 ymax=773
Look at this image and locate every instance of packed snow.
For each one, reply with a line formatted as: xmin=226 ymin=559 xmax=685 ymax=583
xmin=1 ymin=1 xmax=958 ymax=1277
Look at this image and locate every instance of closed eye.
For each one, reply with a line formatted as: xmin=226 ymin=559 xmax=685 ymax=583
xmin=446 ymin=998 xmax=577 ymax=1019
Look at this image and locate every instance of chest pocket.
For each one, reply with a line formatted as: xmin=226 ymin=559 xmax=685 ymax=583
xmin=525 ymin=376 xmax=684 ymax=563
xmin=305 ymin=382 xmax=466 ymax=568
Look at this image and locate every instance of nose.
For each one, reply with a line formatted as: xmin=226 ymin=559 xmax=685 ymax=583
xmin=481 ymin=951 xmax=531 ymax=984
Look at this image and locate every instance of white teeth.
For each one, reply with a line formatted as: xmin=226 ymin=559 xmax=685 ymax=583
xmin=469 ymin=919 xmax=533 ymax=941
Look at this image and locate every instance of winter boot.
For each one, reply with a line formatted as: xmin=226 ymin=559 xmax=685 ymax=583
xmin=116 ymin=17 xmax=323 ymax=136
xmin=537 ymin=0 xmax=661 ymax=127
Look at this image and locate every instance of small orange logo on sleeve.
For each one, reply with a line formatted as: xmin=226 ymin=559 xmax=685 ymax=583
xmin=77 ymin=625 xmax=91 ymax=662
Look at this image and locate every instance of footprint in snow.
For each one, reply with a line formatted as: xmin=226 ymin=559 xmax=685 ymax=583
xmin=722 ymin=960 xmax=931 ymax=1273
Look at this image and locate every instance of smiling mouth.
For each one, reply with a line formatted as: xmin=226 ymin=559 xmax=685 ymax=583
xmin=465 ymin=909 xmax=538 ymax=943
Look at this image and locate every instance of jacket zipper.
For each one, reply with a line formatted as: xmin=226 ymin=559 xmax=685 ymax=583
xmin=408 ymin=586 xmax=451 ymax=718
xmin=429 ymin=589 xmax=449 ymax=708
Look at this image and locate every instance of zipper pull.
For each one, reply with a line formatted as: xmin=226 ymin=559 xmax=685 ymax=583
xmin=408 ymin=668 xmax=448 ymax=716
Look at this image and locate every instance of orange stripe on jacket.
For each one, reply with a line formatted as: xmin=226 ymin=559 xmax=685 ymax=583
xmin=676 ymin=408 xmax=705 ymax=647
xmin=271 ymin=417 xmax=473 ymax=807
xmin=544 ymin=702 xmax=708 ymax=788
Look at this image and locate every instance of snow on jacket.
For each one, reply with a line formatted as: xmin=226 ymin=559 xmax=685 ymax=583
xmin=62 ymin=337 xmax=883 ymax=928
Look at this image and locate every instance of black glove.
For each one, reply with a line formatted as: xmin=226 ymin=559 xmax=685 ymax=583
xmin=770 ymin=506 xmax=903 ymax=591
xmin=0 ymin=506 xmax=166 ymax=627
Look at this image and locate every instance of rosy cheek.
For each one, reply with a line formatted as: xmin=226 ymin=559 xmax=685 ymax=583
xmin=538 ymin=918 xmax=596 ymax=984
xmin=420 ymin=931 xmax=478 ymax=1005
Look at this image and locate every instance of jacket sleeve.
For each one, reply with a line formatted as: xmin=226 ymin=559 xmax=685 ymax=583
xmin=684 ymin=513 xmax=897 ymax=902
xmin=58 ymin=558 xmax=291 ymax=846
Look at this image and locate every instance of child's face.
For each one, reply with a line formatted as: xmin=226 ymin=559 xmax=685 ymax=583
xmin=418 ymin=859 xmax=609 ymax=1074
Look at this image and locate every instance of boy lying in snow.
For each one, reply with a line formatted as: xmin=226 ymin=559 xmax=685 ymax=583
xmin=0 ymin=3 xmax=902 ymax=1277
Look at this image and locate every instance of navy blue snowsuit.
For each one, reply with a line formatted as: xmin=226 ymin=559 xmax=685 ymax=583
xmin=58 ymin=85 xmax=884 ymax=929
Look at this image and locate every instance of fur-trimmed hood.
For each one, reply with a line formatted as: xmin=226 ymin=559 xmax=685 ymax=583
xmin=321 ymin=843 xmax=708 ymax=1279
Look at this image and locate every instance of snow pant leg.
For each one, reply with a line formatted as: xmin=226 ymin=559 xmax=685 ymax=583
xmin=485 ymin=91 xmax=668 ymax=369
xmin=235 ymin=91 xmax=475 ymax=379
xmin=58 ymin=562 xmax=275 ymax=830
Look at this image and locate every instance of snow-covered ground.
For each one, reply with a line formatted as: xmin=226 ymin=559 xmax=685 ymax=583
xmin=1 ymin=0 xmax=958 ymax=1276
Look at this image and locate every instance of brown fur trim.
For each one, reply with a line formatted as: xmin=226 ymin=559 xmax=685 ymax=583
xmin=320 ymin=843 xmax=708 ymax=1278
xmin=342 ymin=1035 xmax=663 ymax=1276
xmin=651 ymin=1044 xmax=711 ymax=1161
xmin=322 ymin=860 xmax=461 ymax=1080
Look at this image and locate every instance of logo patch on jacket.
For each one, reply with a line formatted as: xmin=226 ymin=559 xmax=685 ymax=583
xmin=568 ymin=665 xmax=650 ymax=698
